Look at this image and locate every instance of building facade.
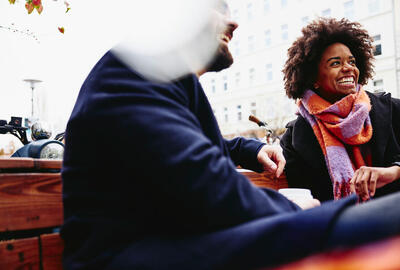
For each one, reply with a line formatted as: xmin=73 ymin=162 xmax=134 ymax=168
xmin=199 ymin=0 xmax=400 ymax=137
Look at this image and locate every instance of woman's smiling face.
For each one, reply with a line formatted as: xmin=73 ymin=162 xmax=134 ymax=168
xmin=314 ymin=42 xmax=360 ymax=103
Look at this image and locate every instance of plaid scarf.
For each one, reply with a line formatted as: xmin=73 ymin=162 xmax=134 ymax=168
xmin=298 ymin=85 xmax=373 ymax=200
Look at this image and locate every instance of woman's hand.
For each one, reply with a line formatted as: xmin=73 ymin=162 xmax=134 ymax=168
xmin=350 ymin=166 xmax=400 ymax=200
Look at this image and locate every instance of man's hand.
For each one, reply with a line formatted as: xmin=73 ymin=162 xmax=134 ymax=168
xmin=257 ymin=145 xmax=286 ymax=177
xmin=350 ymin=166 xmax=400 ymax=201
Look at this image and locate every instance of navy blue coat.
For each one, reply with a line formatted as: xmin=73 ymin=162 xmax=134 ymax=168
xmin=61 ymin=52 xmax=356 ymax=270
xmin=281 ymin=92 xmax=400 ymax=202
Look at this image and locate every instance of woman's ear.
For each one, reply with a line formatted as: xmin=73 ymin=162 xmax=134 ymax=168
xmin=313 ymin=83 xmax=319 ymax=89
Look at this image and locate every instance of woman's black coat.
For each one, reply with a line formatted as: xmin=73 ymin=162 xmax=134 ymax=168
xmin=281 ymin=91 xmax=400 ymax=201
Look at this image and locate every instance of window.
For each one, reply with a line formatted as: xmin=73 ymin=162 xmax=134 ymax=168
xmin=250 ymin=102 xmax=257 ymax=116
xmin=247 ymin=3 xmax=253 ymax=21
xmin=223 ymin=76 xmax=228 ymax=91
xmin=264 ymin=30 xmax=271 ymax=47
xmin=322 ymin=8 xmax=331 ymax=17
xmin=237 ymin=105 xmax=242 ymax=121
xmin=266 ymin=100 xmax=276 ymax=118
xmin=301 ymin=16 xmax=309 ymax=27
xmin=281 ymin=24 xmax=288 ymax=41
xmin=235 ymin=72 xmax=241 ymax=87
xmin=224 ymin=107 xmax=229 ymax=123
xmin=373 ymin=34 xmax=382 ymax=56
xmin=248 ymin=35 xmax=255 ymax=53
xmin=373 ymin=79 xmax=384 ymax=93
xmin=237 ymin=112 xmax=242 ymax=121
xmin=233 ymin=9 xmax=239 ymax=21
xmin=374 ymin=44 xmax=382 ymax=56
xmin=234 ymin=41 xmax=240 ymax=56
xmin=249 ymin=68 xmax=255 ymax=85
xmin=344 ymin=0 xmax=355 ymax=20
xmin=264 ymin=0 xmax=270 ymax=13
xmin=211 ymin=79 xmax=216 ymax=93
xmin=281 ymin=0 xmax=288 ymax=8
xmin=368 ymin=0 xmax=380 ymax=14
xmin=266 ymin=63 xmax=273 ymax=81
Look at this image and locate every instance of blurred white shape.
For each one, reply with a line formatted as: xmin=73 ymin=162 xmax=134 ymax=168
xmin=111 ymin=0 xmax=220 ymax=82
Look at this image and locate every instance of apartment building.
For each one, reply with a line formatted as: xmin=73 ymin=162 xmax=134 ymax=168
xmin=200 ymin=0 xmax=400 ymax=137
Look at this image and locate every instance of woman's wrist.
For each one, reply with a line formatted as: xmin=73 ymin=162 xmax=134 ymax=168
xmin=388 ymin=164 xmax=400 ymax=183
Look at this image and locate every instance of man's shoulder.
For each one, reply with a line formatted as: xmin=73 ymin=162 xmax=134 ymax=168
xmin=88 ymin=51 xmax=144 ymax=83
xmin=90 ymin=51 xmax=199 ymax=89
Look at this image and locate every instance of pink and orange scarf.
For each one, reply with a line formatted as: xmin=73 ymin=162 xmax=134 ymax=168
xmin=298 ymin=85 xmax=373 ymax=200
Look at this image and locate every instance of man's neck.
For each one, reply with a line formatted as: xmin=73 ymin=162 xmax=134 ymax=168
xmin=196 ymin=69 xmax=207 ymax=77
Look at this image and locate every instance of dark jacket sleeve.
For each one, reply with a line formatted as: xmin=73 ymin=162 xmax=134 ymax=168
xmin=89 ymin=63 xmax=301 ymax=231
xmin=280 ymin=121 xmax=313 ymax=188
xmin=280 ymin=120 xmax=334 ymax=201
xmin=224 ymin=137 xmax=265 ymax=172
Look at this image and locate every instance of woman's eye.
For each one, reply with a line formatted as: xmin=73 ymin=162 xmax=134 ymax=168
xmin=349 ymin=59 xmax=356 ymax=65
xmin=330 ymin=61 xmax=340 ymax=66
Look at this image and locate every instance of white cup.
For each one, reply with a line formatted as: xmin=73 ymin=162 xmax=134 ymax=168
xmin=278 ymin=188 xmax=313 ymax=201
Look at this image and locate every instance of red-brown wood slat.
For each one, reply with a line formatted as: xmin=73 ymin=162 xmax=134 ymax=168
xmin=0 ymin=173 xmax=63 ymax=231
xmin=0 ymin=158 xmax=62 ymax=171
xmin=41 ymin=233 xmax=64 ymax=270
xmin=0 ymin=158 xmax=35 ymax=170
xmin=238 ymin=169 xmax=288 ymax=190
xmin=0 ymin=237 xmax=40 ymax=270
xmin=34 ymin=159 xmax=62 ymax=171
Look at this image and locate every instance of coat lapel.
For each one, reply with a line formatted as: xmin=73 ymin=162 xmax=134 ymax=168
xmin=368 ymin=92 xmax=392 ymax=166
xmin=292 ymin=116 xmax=326 ymax=169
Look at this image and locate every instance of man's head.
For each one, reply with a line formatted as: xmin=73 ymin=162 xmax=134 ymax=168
xmin=206 ymin=0 xmax=238 ymax=73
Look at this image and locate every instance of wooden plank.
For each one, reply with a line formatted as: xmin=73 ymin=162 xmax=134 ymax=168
xmin=269 ymin=236 xmax=400 ymax=270
xmin=238 ymin=169 xmax=288 ymax=190
xmin=0 ymin=158 xmax=35 ymax=170
xmin=41 ymin=233 xmax=64 ymax=270
xmin=0 ymin=237 xmax=40 ymax=270
xmin=34 ymin=159 xmax=62 ymax=171
xmin=0 ymin=173 xmax=63 ymax=231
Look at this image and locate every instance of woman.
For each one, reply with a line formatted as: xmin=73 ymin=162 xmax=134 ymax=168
xmin=281 ymin=18 xmax=400 ymax=202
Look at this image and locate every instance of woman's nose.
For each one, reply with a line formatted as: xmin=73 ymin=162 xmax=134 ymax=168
xmin=342 ymin=62 xmax=353 ymax=71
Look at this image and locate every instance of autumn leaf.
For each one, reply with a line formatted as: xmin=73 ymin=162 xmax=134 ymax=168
xmin=25 ymin=2 xmax=34 ymax=14
xmin=64 ymin=1 xmax=71 ymax=13
xmin=36 ymin=3 xmax=43 ymax=14
xmin=8 ymin=0 xmax=16 ymax=4
xmin=58 ymin=27 xmax=65 ymax=34
xmin=32 ymin=0 xmax=41 ymax=6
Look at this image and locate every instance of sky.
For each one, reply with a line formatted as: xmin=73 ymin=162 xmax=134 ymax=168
xmin=0 ymin=1 xmax=114 ymax=132
xmin=0 ymin=0 xmax=216 ymax=148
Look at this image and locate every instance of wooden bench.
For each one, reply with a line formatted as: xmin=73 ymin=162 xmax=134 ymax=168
xmin=0 ymin=158 xmax=63 ymax=270
xmin=1 ymin=158 xmax=399 ymax=270
xmin=237 ymin=168 xmax=289 ymax=190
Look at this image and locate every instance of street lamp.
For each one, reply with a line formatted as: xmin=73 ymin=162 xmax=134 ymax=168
xmin=23 ymin=78 xmax=42 ymax=118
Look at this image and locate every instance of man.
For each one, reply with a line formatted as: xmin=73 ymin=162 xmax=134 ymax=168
xmin=61 ymin=1 xmax=400 ymax=269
